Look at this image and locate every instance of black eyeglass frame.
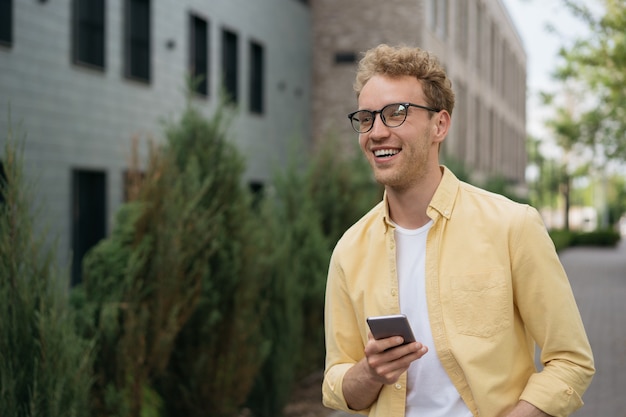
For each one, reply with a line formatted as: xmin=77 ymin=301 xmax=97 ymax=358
xmin=347 ymin=102 xmax=441 ymax=133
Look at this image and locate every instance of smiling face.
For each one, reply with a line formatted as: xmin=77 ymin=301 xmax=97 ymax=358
xmin=357 ymin=74 xmax=449 ymax=192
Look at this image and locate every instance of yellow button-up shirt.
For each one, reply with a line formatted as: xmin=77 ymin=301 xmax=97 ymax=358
xmin=322 ymin=167 xmax=594 ymax=417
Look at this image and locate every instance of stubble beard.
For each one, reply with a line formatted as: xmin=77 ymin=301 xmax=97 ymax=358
xmin=371 ymin=134 xmax=431 ymax=191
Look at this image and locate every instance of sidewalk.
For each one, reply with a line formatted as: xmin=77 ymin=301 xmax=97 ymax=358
xmin=328 ymin=239 xmax=626 ymax=417
xmin=563 ymin=239 xmax=626 ymax=416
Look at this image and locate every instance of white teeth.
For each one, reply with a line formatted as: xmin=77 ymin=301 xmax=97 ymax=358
xmin=374 ymin=149 xmax=399 ymax=157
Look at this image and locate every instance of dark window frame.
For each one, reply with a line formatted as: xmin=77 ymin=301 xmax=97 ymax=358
xmin=71 ymin=169 xmax=107 ymax=286
xmin=0 ymin=0 xmax=13 ymax=47
xmin=221 ymin=28 xmax=239 ymax=104
xmin=124 ymin=0 xmax=151 ymax=83
xmin=72 ymin=0 xmax=106 ymax=69
xmin=248 ymin=40 xmax=264 ymax=114
xmin=189 ymin=13 xmax=209 ymax=96
xmin=0 ymin=161 xmax=6 ymax=205
xmin=334 ymin=51 xmax=356 ymax=64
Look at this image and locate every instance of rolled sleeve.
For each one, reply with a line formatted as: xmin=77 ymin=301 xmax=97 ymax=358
xmin=520 ymin=373 xmax=584 ymax=417
xmin=322 ymin=363 xmax=359 ymax=412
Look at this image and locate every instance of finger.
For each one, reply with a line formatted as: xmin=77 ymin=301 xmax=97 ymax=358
xmin=365 ymin=336 xmax=405 ymax=355
xmin=366 ymin=343 xmax=428 ymax=383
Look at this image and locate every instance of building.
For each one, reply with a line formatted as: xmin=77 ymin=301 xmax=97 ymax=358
xmin=0 ymin=0 xmax=312 ymax=284
xmin=311 ymin=0 xmax=527 ymax=187
xmin=0 ymin=0 xmax=526 ymax=284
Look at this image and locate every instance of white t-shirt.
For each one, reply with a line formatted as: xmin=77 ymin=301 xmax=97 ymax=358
xmin=394 ymin=221 xmax=472 ymax=417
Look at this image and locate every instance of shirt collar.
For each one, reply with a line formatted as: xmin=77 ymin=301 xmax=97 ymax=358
xmin=427 ymin=165 xmax=458 ymax=221
xmin=380 ymin=165 xmax=459 ymax=232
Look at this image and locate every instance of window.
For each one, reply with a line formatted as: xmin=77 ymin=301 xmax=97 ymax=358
xmin=455 ymin=0 xmax=468 ymax=59
xmin=429 ymin=0 xmax=447 ymax=39
xmin=189 ymin=14 xmax=209 ymax=96
xmin=71 ymin=170 xmax=107 ymax=286
xmin=222 ymin=29 xmax=238 ymax=104
xmin=439 ymin=0 xmax=448 ymax=39
xmin=125 ymin=0 xmax=150 ymax=82
xmin=334 ymin=51 xmax=356 ymax=64
xmin=249 ymin=41 xmax=264 ymax=114
xmin=72 ymin=0 xmax=106 ymax=68
xmin=0 ymin=161 xmax=6 ymax=205
xmin=0 ymin=0 xmax=12 ymax=46
xmin=249 ymin=181 xmax=264 ymax=208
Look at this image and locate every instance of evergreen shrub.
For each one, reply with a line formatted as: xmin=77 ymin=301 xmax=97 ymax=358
xmin=549 ymin=228 xmax=621 ymax=251
xmin=155 ymin=105 xmax=272 ymax=417
xmin=0 ymin=126 xmax=92 ymax=417
xmin=572 ymin=229 xmax=621 ymax=247
xmin=246 ymin=137 xmax=381 ymax=417
xmin=73 ymin=103 xmax=271 ymax=417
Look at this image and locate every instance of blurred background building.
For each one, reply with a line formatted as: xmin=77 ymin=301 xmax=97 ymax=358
xmin=0 ymin=0 xmax=526 ymax=284
xmin=312 ymin=0 xmax=527 ymax=186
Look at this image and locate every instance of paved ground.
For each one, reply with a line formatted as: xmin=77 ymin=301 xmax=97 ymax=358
xmin=565 ymin=239 xmax=626 ymax=416
xmin=329 ymin=238 xmax=626 ymax=417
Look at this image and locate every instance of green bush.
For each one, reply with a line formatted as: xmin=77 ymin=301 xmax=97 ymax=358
xmin=74 ymin=127 xmax=223 ymax=416
xmin=549 ymin=228 xmax=621 ymax=251
xmin=572 ymin=229 xmax=621 ymax=247
xmin=155 ymin=105 xmax=272 ymax=417
xmin=72 ymin=103 xmax=272 ymax=417
xmin=303 ymin=137 xmax=381 ymax=372
xmin=548 ymin=229 xmax=576 ymax=252
xmin=245 ymin=164 xmax=329 ymax=417
xmin=246 ymin=137 xmax=381 ymax=417
xmin=0 ymin=127 xmax=92 ymax=417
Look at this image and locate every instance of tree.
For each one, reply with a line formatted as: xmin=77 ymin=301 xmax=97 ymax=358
xmin=246 ymin=136 xmax=381 ymax=417
xmin=535 ymin=0 xmax=626 ymax=228
xmin=72 ymin=102 xmax=272 ymax=417
xmin=156 ymin=104 xmax=272 ymax=417
xmin=0 ymin=123 xmax=92 ymax=417
xmin=556 ymin=0 xmax=626 ymax=162
xmin=542 ymin=94 xmax=587 ymax=230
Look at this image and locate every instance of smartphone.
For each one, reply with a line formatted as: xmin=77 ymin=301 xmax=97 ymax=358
xmin=366 ymin=314 xmax=416 ymax=344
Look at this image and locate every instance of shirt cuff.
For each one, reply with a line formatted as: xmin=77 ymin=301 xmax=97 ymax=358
xmin=519 ymin=373 xmax=584 ymax=417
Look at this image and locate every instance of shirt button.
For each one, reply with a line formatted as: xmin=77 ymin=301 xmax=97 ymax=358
xmin=394 ymin=383 xmax=402 ymax=390
xmin=391 ymin=289 xmax=397 ymax=296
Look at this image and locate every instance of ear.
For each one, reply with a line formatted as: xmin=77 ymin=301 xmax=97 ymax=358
xmin=432 ymin=110 xmax=451 ymax=144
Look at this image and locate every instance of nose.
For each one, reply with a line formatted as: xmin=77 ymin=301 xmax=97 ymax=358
xmin=368 ymin=112 xmax=390 ymax=140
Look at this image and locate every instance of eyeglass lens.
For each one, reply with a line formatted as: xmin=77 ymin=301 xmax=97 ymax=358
xmin=350 ymin=103 xmax=409 ymax=133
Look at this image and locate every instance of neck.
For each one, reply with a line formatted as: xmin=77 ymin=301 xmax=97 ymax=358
xmin=386 ymin=166 xmax=443 ymax=229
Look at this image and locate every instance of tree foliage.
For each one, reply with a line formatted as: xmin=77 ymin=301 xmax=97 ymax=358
xmin=246 ymin=137 xmax=381 ymax=417
xmin=552 ymin=0 xmax=626 ymax=162
xmin=534 ymin=0 xmax=626 ymax=228
xmin=2 ymin=100 xmax=383 ymax=417
xmin=0 ymin=123 xmax=92 ymax=417
xmin=154 ymin=105 xmax=272 ymax=417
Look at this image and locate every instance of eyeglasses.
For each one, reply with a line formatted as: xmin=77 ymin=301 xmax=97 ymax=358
xmin=347 ymin=102 xmax=441 ymax=133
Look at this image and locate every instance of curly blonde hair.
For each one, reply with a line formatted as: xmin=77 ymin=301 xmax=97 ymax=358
xmin=354 ymin=44 xmax=455 ymax=116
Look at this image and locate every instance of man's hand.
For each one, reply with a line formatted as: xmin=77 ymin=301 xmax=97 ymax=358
xmin=342 ymin=332 xmax=428 ymax=411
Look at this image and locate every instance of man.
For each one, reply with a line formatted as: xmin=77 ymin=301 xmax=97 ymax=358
xmin=322 ymin=44 xmax=594 ymax=417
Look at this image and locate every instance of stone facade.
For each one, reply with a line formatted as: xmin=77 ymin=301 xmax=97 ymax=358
xmin=311 ymin=0 xmax=527 ymax=186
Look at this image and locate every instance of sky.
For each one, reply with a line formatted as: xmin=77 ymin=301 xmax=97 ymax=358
xmin=499 ymin=0 xmax=591 ymax=138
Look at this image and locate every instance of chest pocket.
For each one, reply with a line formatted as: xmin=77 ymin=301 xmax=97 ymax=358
xmin=451 ymin=270 xmax=512 ymax=338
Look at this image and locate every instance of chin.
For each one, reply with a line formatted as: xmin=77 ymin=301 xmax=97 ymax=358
xmin=374 ymin=173 xmax=402 ymax=188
